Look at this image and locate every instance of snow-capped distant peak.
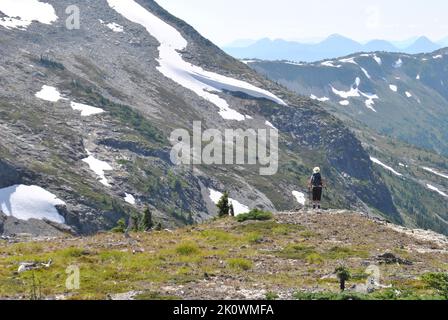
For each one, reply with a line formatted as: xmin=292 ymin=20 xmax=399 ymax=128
xmin=106 ymin=0 xmax=286 ymax=122
xmin=0 ymin=0 xmax=58 ymax=30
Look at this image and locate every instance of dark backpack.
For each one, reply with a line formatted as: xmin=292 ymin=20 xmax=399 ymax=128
xmin=311 ymin=173 xmax=322 ymax=187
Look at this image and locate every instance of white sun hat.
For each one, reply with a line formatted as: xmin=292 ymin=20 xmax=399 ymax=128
xmin=313 ymin=167 xmax=321 ymax=174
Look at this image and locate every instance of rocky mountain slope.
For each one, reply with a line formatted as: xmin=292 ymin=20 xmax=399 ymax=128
xmin=1 ymin=210 xmax=447 ymax=300
xmin=0 ymin=0 xmax=405 ymax=236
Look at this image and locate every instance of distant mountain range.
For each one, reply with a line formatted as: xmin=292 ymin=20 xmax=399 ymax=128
xmin=246 ymin=48 xmax=448 ymax=156
xmin=223 ymin=34 xmax=446 ymax=62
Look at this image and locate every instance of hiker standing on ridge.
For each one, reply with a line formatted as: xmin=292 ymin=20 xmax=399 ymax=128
xmin=308 ymin=167 xmax=325 ymax=210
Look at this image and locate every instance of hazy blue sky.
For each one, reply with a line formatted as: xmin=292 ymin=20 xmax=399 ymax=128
xmin=156 ymin=0 xmax=448 ymax=46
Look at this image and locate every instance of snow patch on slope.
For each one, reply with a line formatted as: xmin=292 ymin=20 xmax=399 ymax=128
xmin=339 ymin=57 xmax=358 ymax=65
xmin=422 ymin=167 xmax=448 ymax=180
xmin=35 ymin=85 xmax=64 ymax=102
xmin=360 ymin=92 xmax=379 ymax=112
xmin=331 ymin=81 xmax=360 ymax=99
xmin=394 ymin=58 xmax=403 ymax=68
xmin=373 ymin=55 xmax=382 ymax=65
xmin=124 ymin=193 xmax=136 ymax=205
xmin=70 ymin=102 xmax=105 ymax=116
xmin=208 ymin=189 xmax=249 ymax=216
xmin=360 ymin=67 xmax=371 ymax=79
xmin=321 ymin=60 xmax=341 ymax=68
xmin=370 ymin=157 xmax=403 ymax=177
xmin=82 ymin=150 xmax=113 ymax=186
xmin=0 ymin=185 xmax=65 ymax=223
xmin=99 ymin=19 xmax=124 ymax=32
xmin=310 ymin=94 xmax=330 ymax=102
xmin=331 ymin=77 xmax=378 ymax=112
xmin=292 ymin=191 xmax=306 ymax=205
xmin=0 ymin=0 xmax=58 ymax=30
xmin=106 ymin=0 xmax=286 ymax=121
xmin=265 ymin=121 xmax=277 ymax=130
xmin=427 ymin=184 xmax=448 ymax=198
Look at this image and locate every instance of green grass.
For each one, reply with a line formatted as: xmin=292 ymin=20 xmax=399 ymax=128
xmin=324 ymin=246 xmax=370 ymax=260
xmin=175 ymin=242 xmax=201 ymax=256
xmin=227 ymin=258 xmax=253 ymax=271
xmin=277 ymin=244 xmax=318 ymax=260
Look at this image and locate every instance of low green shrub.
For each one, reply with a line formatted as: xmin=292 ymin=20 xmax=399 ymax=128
xmin=422 ymin=273 xmax=448 ymax=299
xmin=236 ymin=209 xmax=273 ymax=222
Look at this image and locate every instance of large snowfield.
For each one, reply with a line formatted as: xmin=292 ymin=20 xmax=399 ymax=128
xmin=0 ymin=185 xmax=65 ymax=224
xmin=0 ymin=0 xmax=57 ymax=30
xmin=208 ymin=189 xmax=250 ymax=216
xmin=106 ymin=0 xmax=286 ymax=121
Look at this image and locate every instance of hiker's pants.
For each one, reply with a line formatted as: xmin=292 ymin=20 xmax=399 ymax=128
xmin=312 ymin=187 xmax=323 ymax=201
